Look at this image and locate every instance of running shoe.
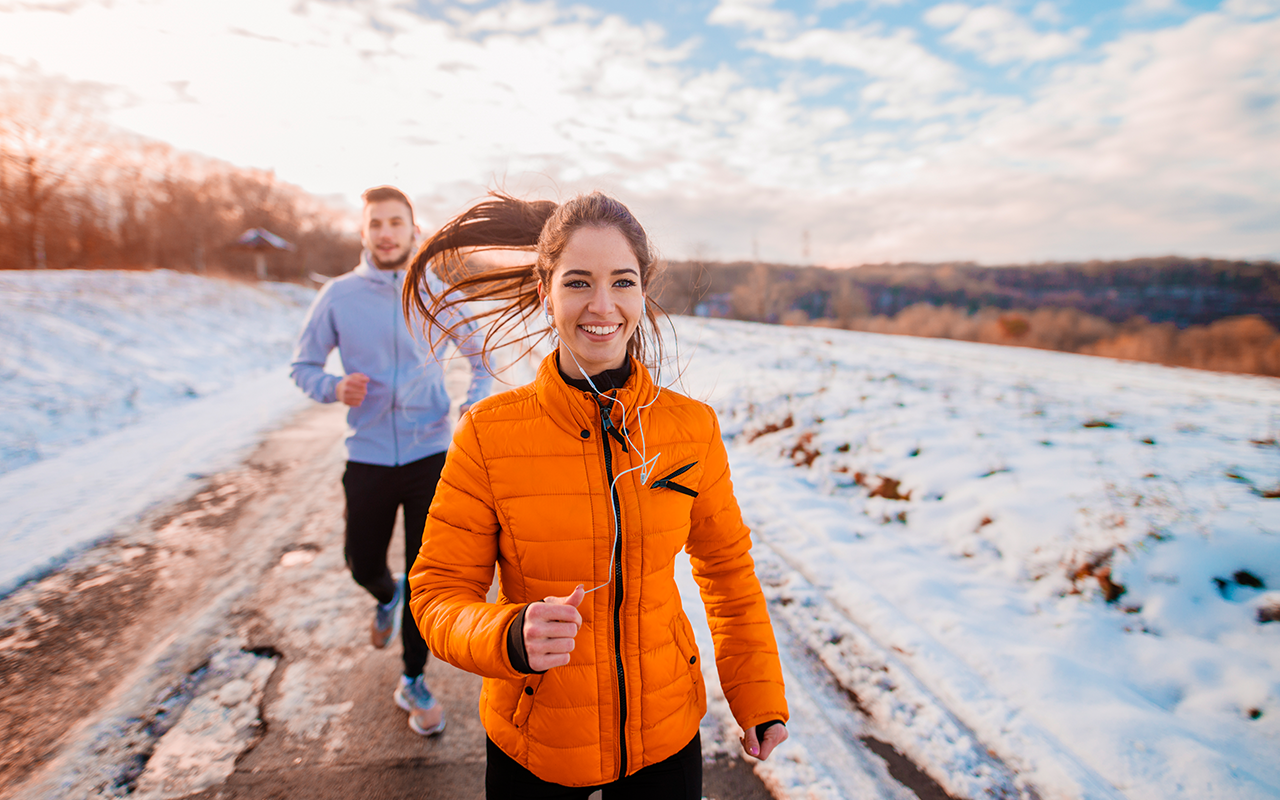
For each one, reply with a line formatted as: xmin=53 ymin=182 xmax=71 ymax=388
xmin=395 ymin=674 xmax=446 ymax=736
xmin=371 ymin=573 xmax=404 ymax=649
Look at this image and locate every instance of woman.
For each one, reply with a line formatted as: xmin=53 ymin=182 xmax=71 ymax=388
xmin=404 ymin=192 xmax=788 ymax=799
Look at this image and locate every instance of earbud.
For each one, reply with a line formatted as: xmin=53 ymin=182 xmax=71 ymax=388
xmin=543 ymin=298 xmax=553 ymax=326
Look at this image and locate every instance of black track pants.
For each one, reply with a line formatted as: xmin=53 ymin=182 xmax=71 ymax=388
xmin=341 ymin=452 xmax=446 ymax=678
xmin=484 ymin=732 xmax=701 ymax=800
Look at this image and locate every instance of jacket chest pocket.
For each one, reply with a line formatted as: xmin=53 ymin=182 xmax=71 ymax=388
xmin=512 ymin=673 xmax=544 ymax=729
xmin=649 ymin=460 xmax=703 ymax=528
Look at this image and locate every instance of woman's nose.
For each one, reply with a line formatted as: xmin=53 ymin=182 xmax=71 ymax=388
xmin=586 ymin=286 xmax=615 ymax=313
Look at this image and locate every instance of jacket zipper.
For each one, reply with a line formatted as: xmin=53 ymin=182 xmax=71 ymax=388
xmin=597 ymin=398 xmax=628 ymax=779
xmin=390 ymin=271 xmax=401 ymax=465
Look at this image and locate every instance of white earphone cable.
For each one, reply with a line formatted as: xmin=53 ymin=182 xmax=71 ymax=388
xmin=544 ymin=298 xmax=665 ymax=594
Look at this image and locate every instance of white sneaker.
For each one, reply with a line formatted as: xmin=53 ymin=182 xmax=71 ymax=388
xmin=395 ymin=674 xmax=446 ymax=736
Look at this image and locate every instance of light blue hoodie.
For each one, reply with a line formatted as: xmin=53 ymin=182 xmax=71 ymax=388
xmin=290 ymin=253 xmax=493 ymax=466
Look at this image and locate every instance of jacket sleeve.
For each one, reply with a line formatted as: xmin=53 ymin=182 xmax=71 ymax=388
xmin=289 ymin=286 xmax=341 ymax=404
xmin=685 ymin=408 xmax=789 ymax=732
xmin=408 ymin=409 xmax=524 ymax=680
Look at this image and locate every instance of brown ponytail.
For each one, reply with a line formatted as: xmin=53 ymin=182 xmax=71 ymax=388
xmin=402 ymin=191 xmax=666 ymax=375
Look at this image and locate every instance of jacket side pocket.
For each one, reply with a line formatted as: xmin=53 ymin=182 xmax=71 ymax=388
xmin=512 ymin=673 xmax=544 ymax=729
xmin=670 ymin=613 xmax=706 ymax=709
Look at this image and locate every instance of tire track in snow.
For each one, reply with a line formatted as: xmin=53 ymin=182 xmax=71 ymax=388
xmin=732 ymin=453 xmax=1128 ymax=800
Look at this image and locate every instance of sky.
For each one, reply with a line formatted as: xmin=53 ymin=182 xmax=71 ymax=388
xmin=1 ymin=0 xmax=1278 ymax=265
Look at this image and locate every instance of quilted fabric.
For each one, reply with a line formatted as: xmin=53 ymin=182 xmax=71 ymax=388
xmin=409 ymin=352 xmax=788 ymax=787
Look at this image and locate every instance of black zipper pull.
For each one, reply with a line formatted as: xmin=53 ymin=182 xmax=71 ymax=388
xmin=652 ymin=462 xmax=698 ymax=497
xmin=602 ymin=414 xmax=629 ymax=452
xmin=596 ymin=395 xmax=629 ymax=452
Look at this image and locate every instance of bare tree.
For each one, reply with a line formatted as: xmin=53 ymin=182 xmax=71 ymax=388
xmin=0 ymin=72 xmax=108 ymax=269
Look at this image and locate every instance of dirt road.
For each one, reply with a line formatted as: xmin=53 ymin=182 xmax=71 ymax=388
xmin=0 ymin=402 xmax=773 ymax=800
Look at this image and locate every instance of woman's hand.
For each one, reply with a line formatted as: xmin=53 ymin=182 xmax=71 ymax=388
xmin=523 ymin=585 xmax=585 ymax=671
xmin=741 ymin=722 xmax=788 ymax=761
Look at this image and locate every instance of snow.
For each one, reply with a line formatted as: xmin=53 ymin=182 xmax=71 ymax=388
xmin=0 ymin=270 xmax=315 ymax=596
xmin=667 ymin=317 xmax=1280 ymax=800
xmin=2 ymin=270 xmax=1278 ymax=799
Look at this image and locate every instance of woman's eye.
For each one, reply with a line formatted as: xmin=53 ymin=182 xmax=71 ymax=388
xmin=565 ymin=280 xmax=588 ymax=288
xmin=614 ymin=279 xmax=637 ymax=288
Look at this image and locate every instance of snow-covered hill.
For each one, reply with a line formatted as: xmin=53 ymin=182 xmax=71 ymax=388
xmin=0 ymin=270 xmax=316 ymax=596
xmin=666 ymin=317 xmax=1280 ymax=800
xmin=0 ymin=269 xmax=314 ymax=475
xmin=1 ymin=270 xmax=1277 ymax=799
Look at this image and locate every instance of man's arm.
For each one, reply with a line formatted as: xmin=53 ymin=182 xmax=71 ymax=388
xmin=424 ymin=270 xmax=494 ymax=413
xmin=289 ymin=289 xmax=343 ymax=404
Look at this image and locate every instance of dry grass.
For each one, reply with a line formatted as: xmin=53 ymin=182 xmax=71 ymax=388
xmin=840 ymin=305 xmax=1280 ymax=377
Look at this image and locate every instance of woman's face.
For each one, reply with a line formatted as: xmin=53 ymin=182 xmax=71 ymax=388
xmin=541 ymin=225 xmax=644 ymax=380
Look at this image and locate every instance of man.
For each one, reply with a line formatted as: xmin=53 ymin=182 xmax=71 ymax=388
xmin=290 ymin=185 xmax=492 ymax=736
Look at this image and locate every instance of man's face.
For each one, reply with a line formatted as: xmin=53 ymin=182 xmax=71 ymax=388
xmin=361 ymin=199 xmax=417 ymax=269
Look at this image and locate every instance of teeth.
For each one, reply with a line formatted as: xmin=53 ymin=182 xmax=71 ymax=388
xmin=582 ymin=324 xmax=620 ymax=335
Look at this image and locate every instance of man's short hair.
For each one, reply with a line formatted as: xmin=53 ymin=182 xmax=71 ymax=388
xmin=361 ymin=185 xmax=414 ymax=224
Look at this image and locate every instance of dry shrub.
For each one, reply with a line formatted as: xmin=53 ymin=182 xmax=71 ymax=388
xmin=786 ymin=432 xmax=821 ymax=466
xmin=779 ymin=308 xmax=810 ymax=326
xmin=998 ymin=314 xmax=1030 ymax=338
xmin=868 ymin=477 xmax=911 ymax=501
xmin=1085 ymin=315 xmax=1280 ymax=376
xmin=845 ymin=304 xmax=1280 ymax=377
xmin=746 ymin=414 xmax=794 ymax=442
xmin=1066 ymin=550 xmax=1126 ymax=603
xmin=1259 ymin=600 xmax=1280 ymax=624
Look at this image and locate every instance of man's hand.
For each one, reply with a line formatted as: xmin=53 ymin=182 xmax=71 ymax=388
xmin=741 ymin=722 xmax=788 ymax=761
xmin=336 ymin=373 xmax=369 ymax=407
xmin=523 ymin=585 xmax=585 ymax=672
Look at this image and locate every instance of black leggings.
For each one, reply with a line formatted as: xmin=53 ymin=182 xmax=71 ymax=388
xmin=484 ymin=732 xmax=701 ymax=800
xmin=341 ymin=453 xmax=446 ymax=678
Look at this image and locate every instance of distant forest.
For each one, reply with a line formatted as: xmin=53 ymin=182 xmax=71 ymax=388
xmin=0 ymin=75 xmax=359 ymax=278
xmin=653 ymin=258 xmax=1280 ymax=377
xmin=6 ymin=75 xmax=1277 ymax=377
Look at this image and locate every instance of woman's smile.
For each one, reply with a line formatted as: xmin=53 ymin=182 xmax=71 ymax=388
xmin=543 ymin=226 xmax=644 ymax=379
xmin=580 ymin=322 xmax=623 ymax=337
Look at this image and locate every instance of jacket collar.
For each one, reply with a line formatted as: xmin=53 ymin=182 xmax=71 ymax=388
xmin=534 ymin=351 xmax=658 ymax=439
xmin=353 ymin=250 xmax=403 ymax=287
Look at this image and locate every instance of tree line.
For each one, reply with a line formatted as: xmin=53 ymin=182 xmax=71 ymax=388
xmin=7 ymin=73 xmax=1276 ymax=376
xmin=0 ymin=74 xmax=358 ymax=278
xmin=653 ymin=258 xmax=1280 ymax=377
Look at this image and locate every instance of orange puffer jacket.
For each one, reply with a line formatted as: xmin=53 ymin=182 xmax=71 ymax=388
xmin=409 ymin=352 xmax=788 ymax=787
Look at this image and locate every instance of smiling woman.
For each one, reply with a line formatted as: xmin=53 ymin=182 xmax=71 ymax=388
xmin=400 ymin=192 xmax=789 ymax=799
xmin=539 ymin=226 xmax=646 ymax=379
xmin=403 ymin=192 xmax=664 ymax=373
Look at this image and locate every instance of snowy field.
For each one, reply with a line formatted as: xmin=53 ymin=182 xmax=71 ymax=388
xmin=2 ymin=270 xmax=1278 ymax=799
xmin=0 ymin=270 xmax=316 ymax=595
xmin=665 ymin=318 xmax=1280 ymax=800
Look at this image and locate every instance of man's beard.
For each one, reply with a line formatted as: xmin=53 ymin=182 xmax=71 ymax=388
xmin=371 ymin=246 xmax=411 ymax=270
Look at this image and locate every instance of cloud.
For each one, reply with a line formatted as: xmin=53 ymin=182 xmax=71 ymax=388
xmin=706 ymin=0 xmax=793 ymax=33
xmin=925 ymin=3 xmax=1087 ymax=65
xmin=746 ymin=26 xmax=963 ymax=96
xmin=1127 ymin=0 xmax=1185 ymax=14
xmin=710 ymin=0 xmax=968 ymax=118
xmin=1031 ymin=2 xmax=1064 ymax=25
xmin=0 ymin=0 xmax=1276 ymax=263
xmin=1224 ymin=0 xmax=1280 ymax=17
xmin=815 ymin=0 xmax=912 ymax=7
